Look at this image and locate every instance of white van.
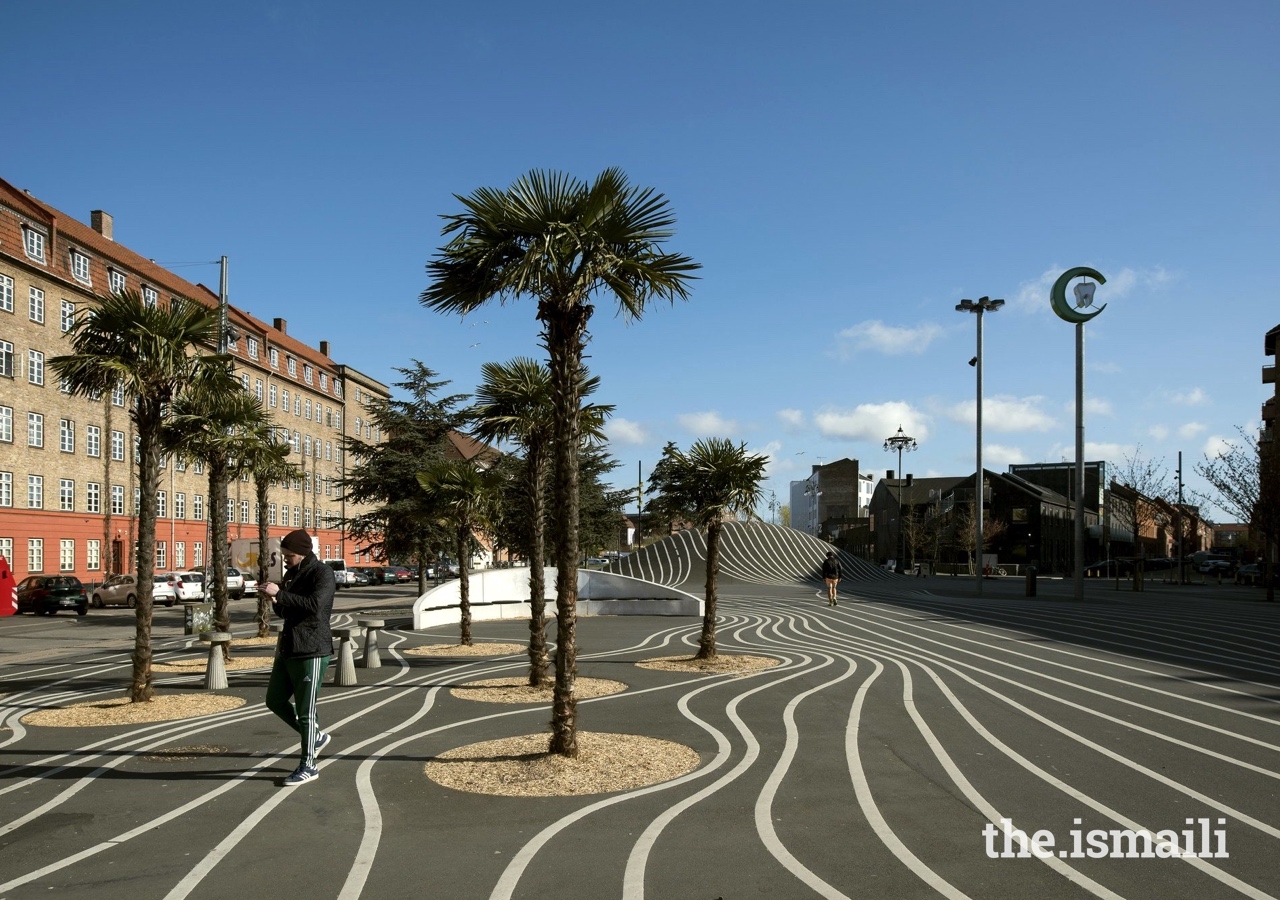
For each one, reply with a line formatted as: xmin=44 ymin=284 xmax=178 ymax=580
xmin=324 ymin=559 xmax=359 ymax=588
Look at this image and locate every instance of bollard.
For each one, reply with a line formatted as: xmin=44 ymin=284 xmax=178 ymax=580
xmin=1024 ymin=566 xmax=1037 ymax=598
xmin=334 ymin=627 xmax=362 ymax=685
xmin=357 ymin=618 xmax=385 ymax=669
xmin=200 ymin=631 xmax=233 ymax=690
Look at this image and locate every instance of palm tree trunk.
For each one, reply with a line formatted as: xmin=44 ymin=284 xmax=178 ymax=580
xmin=255 ymin=477 xmax=271 ymax=638
xmin=544 ymin=302 xmax=589 ymax=757
xmin=131 ymin=401 xmax=162 ymax=703
xmin=526 ymin=445 xmax=549 ymax=686
xmin=697 ymin=519 xmax=721 ymax=660
xmin=457 ymin=528 xmax=472 ymax=646
xmin=209 ymin=455 xmax=231 ymax=658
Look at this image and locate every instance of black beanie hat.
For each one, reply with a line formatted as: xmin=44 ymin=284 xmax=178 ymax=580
xmin=281 ymin=529 xmax=313 ymax=555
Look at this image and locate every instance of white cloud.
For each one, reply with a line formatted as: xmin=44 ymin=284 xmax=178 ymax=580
xmin=1168 ymin=387 xmax=1209 ymax=406
xmin=776 ymin=408 xmax=806 ymax=431
xmin=1178 ymin=422 xmax=1206 ymax=440
xmin=948 ymin=395 xmax=1057 ymax=432
xmin=814 ymin=402 xmax=929 ymax=443
xmin=1011 ymin=267 xmax=1060 ymax=314
xmin=677 ymin=411 xmax=738 ymax=436
xmin=1106 ymin=266 xmax=1173 ymax=297
xmin=983 ymin=444 xmax=1027 ymax=467
xmin=607 ymin=418 xmax=647 ymax=445
xmin=1089 ymin=360 xmax=1123 ymax=375
xmin=1203 ymin=435 xmax=1237 ymax=458
xmin=1148 ymin=425 xmax=1170 ymax=441
xmin=835 ymin=320 xmax=943 ymax=357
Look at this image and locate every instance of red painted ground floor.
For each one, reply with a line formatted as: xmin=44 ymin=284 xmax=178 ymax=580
xmin=0 ymin=509 xmax=357 ymax=582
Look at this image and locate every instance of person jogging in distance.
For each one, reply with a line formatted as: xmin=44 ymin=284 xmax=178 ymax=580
xmin=262 ymin=529 xmax=336 ymax=787
xmin=821 ymin=550 xmax=841 ymax=606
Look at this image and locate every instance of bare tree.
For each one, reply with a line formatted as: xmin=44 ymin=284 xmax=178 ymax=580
xmin=1197 ymin=426 xmax=1279 ymax=602
xmin=1113 ymin=446 xmax=1177 ymax=588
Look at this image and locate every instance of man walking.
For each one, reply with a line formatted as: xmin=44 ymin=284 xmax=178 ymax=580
xmin=821 ymin=550 xmax=841 ymax=606
xmin=263 ymin=529 xmax=336 ymax=786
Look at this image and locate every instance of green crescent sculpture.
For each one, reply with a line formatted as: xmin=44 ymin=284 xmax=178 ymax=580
xmin=1051 ymin=266 xmax=1107 ymax=323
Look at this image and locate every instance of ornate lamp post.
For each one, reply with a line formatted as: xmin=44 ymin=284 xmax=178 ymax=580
xmin=1050 ymin=267 xmax=1107 ymax=603
xmin=955 ymin=296 xmax=1003 ymax=595
xmin=884 ymin=425 xmax=917 ymax=574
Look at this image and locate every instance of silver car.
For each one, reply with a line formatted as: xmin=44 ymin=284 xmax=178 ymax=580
xmin=91 ymin=574 xmax=177 ymax=608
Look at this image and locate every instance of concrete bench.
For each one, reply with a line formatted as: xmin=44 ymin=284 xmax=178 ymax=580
xmin=357 ymin=618 xmax=384 ymax=669
xmin=199 ymin=631 xmax=234 ymax=690
xmin=333 ymin=626 xmax=363 ymax=685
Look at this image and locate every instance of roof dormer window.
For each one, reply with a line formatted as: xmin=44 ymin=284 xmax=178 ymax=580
xmin=142 ymin=286 xmax=158 ymax=309
xmin=108 ymin=269 xmax=126 ymax=295
xmin=23 ymin=227 xmax=46 ymax=263
xmin=71 ymin=250 xmax=91 ymax=285
xmin=287 ymin=357 xmax=297 ymax=377
xmin=303 ymin=364 xmax=313 ymax=384
xmin=270 ymin=347 xmax=279 ymax=368
xmin=247 ymin=337 xmax=259 ymax=360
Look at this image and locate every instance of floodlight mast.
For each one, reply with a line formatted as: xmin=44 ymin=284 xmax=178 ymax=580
xmin=955 ymin=296 xmax=1003 ymax=595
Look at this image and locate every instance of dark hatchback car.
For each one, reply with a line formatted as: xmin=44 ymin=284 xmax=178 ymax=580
xmin=17 ymin=575 xmax=89 ymax=616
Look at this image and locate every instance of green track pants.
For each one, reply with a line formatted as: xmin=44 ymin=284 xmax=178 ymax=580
xmin=265 ymin=655 xmax=330 ymax=768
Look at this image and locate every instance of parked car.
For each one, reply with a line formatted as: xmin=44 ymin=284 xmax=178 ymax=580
xmin=367 ymin=566 xmax=398 ymax=584
xmin=387 ymin=566 xmax=412 ymax=583
xmin=17 ymin=575 xmax=89 ymax=616
xmin=242 ymin=573 xmax=258 ymax=597
xmin=324 ymin=559 xmax=360 ymax=589
xmin=1235 ymin=563 xmax=1263 ymax=585
xmin=193 ymin=565 xmax=246 ymax=600
xmin=162 ymin=571 xmax=206 ymax=602
xmin=91 ymin=574 xmax=176 ymax=608
xmin=1198 ymin=558 xmax=1234 ymax=575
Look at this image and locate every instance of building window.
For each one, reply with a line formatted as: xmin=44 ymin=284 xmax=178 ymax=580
xmin=28 ymin=413 xmax=43 ymax=447
xmin=23 ymin=228 xmax=46 ymax=263
xmin=305 ymin=398 xmax=312 ymax=420
xmin=71 ymin=251 xmax=91 ymax=285
xmin=111 ymin=484 xmax=124 ymax=515
xmin=0 ymin=538 xmax=10 ymax=566
xmin=28 ymin=349 xmax=44 ymax=385
xmin=304 ymin=507 xmax=312 ymax=529
xmin=0 ymin=274 xmax=12 ymax=313
xmin=28 ymin=538 xmax=43 ymax=573
xmin=255 ymin=378 xmax=263 ymax=402
xmin=61 ymin=298 xmax=76 ymax=332
xmin=304 ymin=364 xmax=313 ymax=384
xmin=175 ymin=457 xmax=187 ymax=472
xmin=292 ymin=506 xmax=300 ymax=527
xmin=87 ymin=540 xmax=100 ymax=571
xmin=247 ymin=337 xmax=259 ymax=359
xmin=0 ymin=472 xmax=10 ymax=507
xmin=134 ymin=435 xmax=141 ymax=463
xmin=59 ymin=374 xmax=71 ymax=394
xmin=86 ymin=482 xmax=101 ymax=513
xmin=334 ymin=411 xmax=341 ymax=431
xmin=268 ymin=383 xmax=277 ymax=408
xmin=174 ymin=541 xmax=185 ymax=568
xmin=241 ymin=372 xmax=250 ymax=391
xmin=325 ymin=441 xmax=332 ymax=461
xmin=270 ymin=347 xmax=279 ymax=368
xmin=193 ymin=494 xmax=204 ymax=521
xmin=59 ymin=418 xmax=74 ymax=453
xmin=29 ymin=286 xmax=44 ymax=323
xmin=268 ymin=502 xmax=277 ymax=525
xmin=86 ymin=425 xmax=100 ymax=457
xmin=111 ymin=430 xmax=125 ymax=461
xmin=287 ymin=357 xmax=297 ymax=376
xmin=320 ymin=373 xmax=328 ymax=390
xmin=60 ymin=539 xmax=75 ymax=571
xmin=240 ymin=499 xmax=250 ymax=523
xmin=59 ymin=479 xmax=74 ymax=511
xmin=194 ymin=459 xmax=204 ymax=475
xmin=157 ymin=491 xmax=166 ymax=518
xmin=281 ymin=388 xmax=290 ymax=411
xmin=142 ymin=286 xmax=158 ymax=309
xmin=304 ymin=435 xmax=312 ymax=458
xmin=0 ymin=340 xmax=11 ymax=378
xmin=294 ymin=396 xmax=301 ymax=416
xmin=133 ymin=487 xmax=140 ymax=514
xmin=355 ymin=416 xmax=362 ymax=436
xmin=0 ymin=406 xmax=11 ymax=442
xmin=175 ymin=493 xmax=185 ymax=519
xmin=28 ymin=475 xmax=43 ymax=509
xmin=112 ymin=381 xmax=125 ymax=406
xmin=155 ymin=541 xmax=166 ymax=569
xmin=193 ymin=542 xmax=203 ymax=567
xmin=109 ymin=269 xmax=126 ymax=294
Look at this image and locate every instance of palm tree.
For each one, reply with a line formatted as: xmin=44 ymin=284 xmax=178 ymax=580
xmin=416 ymin=459 xmax=504 ymax=646
xmin=51 ymin=290 xmax=224 ymax=702
xmin=243 ymin=424 xmax=301 ymax=637
xmin=421 ymin=168 xmax=698 ymax=756
xmin=165 ymin=368 xmax=268 ymax=652
xmin=646 ymin=438 xmax=767 ymax=660
xmin=469 ymin=358 xmax=612 ymax=686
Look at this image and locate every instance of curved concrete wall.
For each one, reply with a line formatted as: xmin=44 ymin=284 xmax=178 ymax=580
xmin=411 ymin=567 xmax=703 ymax=630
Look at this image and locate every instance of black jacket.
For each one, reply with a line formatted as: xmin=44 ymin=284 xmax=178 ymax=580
xmin=821 ymin=557 xmax=841 ymax=579
xmin=272 ymin=553 xmax=336 ymax=659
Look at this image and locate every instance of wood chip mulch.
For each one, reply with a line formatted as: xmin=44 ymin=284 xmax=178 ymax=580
xmin=450 ymin=676 xmax=626 ymax=705
xmin=141 ymin=744 xmax=229 ymax=762
xmin=403 ymin=642 xmax=527 ymax=658
xmin=635 ymin=654 xmax=782 ymax=676
xmin=230 ymin=636 xmax=277 ymax=647
xmin=425 ymin=732 xmax=702 ymax=797
xmin=22 ymin=694 xmax=246 ymax=728
xmin=152 ymin=656 xmax=272 ymax=673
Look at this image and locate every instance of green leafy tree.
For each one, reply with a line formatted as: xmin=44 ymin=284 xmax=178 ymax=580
xmin=340 ymin=362 xmax=468 ymax=595
xmin=166 ymin=368 xmax=270 ymax=648
xmin=417 ymin=459 xmax=505 ymax=645
xmin=646 ymin=438 xmax=767 ymax=659
xmin=51 ymin=290 xmax=224 ymax=702
xmin=421 ymin=168 xmax=699 ymax=756
xmin=469 ymin=358 xmax=612 ymax=685
xmin=242 ymin=423 xmax=301 ymax=636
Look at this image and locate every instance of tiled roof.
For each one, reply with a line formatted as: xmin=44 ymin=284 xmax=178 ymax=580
xmin=446 ymin=431 xmax=498 ymax=463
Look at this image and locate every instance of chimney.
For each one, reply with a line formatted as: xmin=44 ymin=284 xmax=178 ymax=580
xmin=273 ymin=318 xmax=287 ymax=334
xmin=91 ymin=210 xmax=113 ymax=241
xmin=886 ymin=470 xmax=894 ymax=480
xmin=319 ymin=340 xmax=330 ymax=357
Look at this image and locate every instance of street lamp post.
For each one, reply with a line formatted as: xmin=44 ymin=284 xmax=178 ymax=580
xmin=955 ymin=296 xmax=1003 ymax=596
xmin=884 ymin=426 xmax=917 ymax=574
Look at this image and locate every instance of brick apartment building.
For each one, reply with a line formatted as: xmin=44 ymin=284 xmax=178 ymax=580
xmin=0 ymin=177 xmax=389 ymax=583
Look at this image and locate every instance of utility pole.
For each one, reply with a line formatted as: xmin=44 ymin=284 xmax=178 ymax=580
xmin=218 ymin=256 xmax=230 ymax=355
xmin=635 ymin=460 xmax=643 ymax=552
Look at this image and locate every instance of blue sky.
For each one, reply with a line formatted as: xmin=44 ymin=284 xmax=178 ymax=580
xmin=5 ymin=1 xmax=1277 ymax=518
